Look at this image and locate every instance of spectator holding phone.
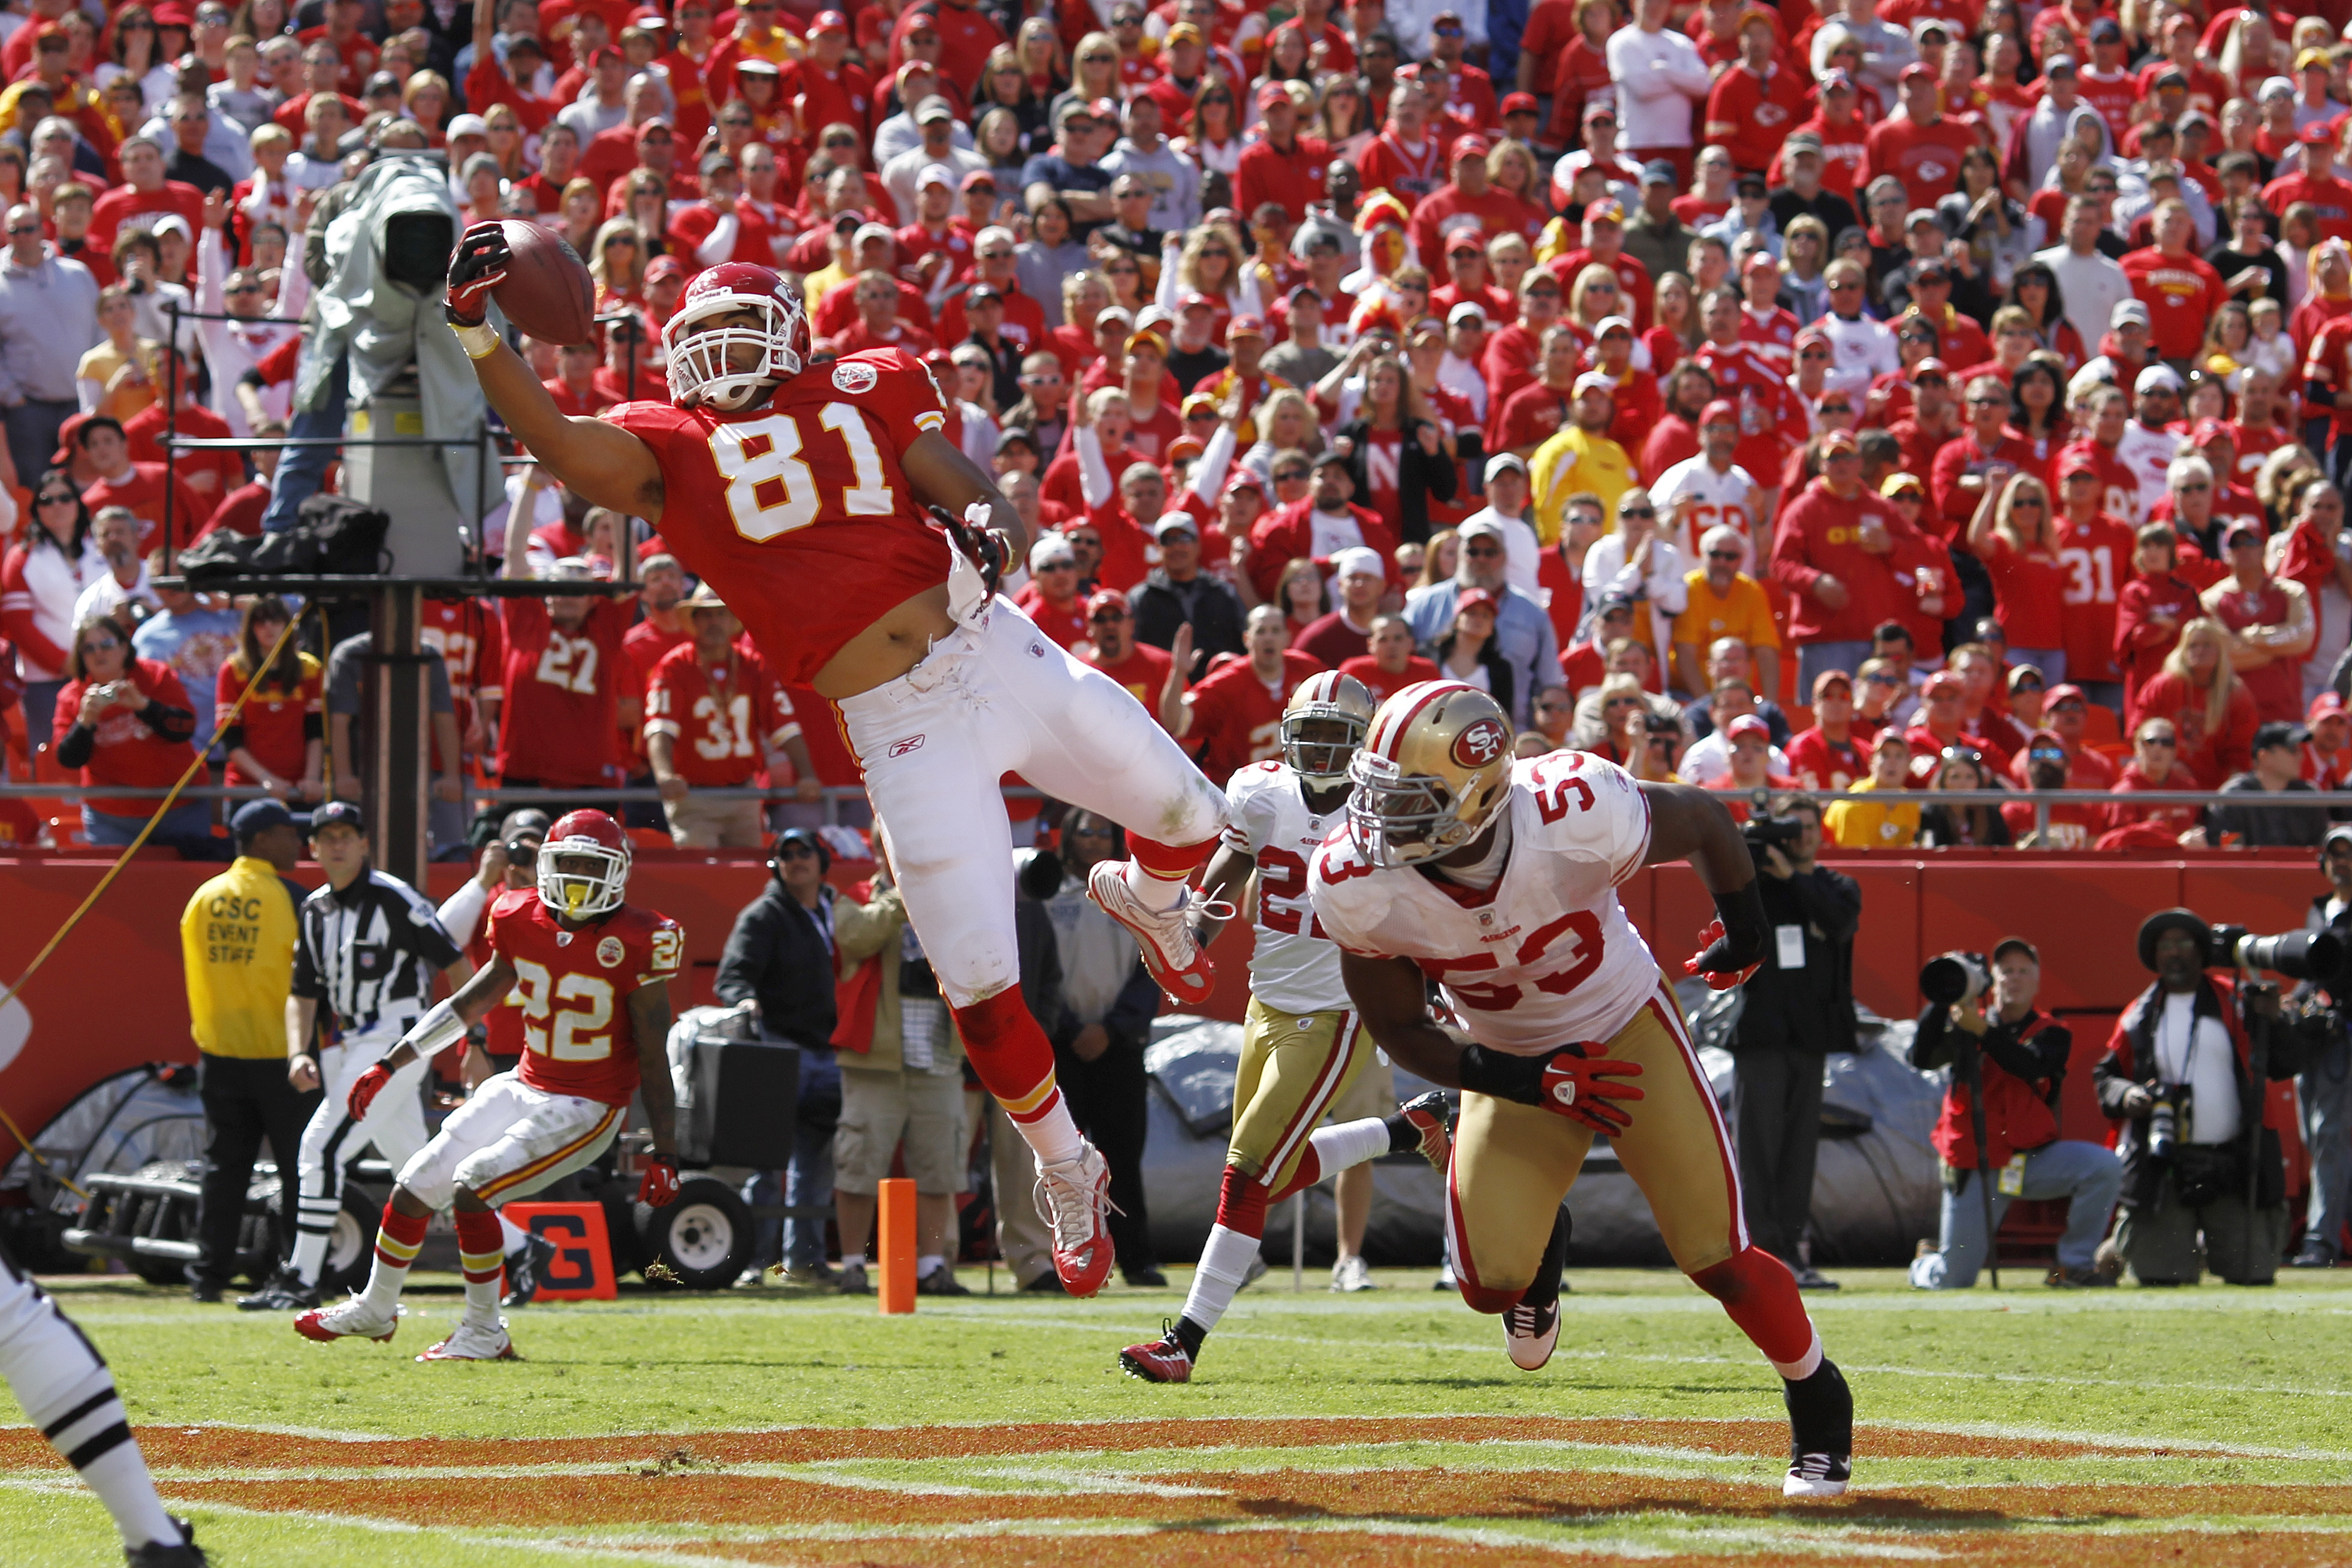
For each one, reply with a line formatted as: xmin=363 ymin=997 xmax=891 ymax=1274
xmin=53 ymin=610 xmax=204 ymax=851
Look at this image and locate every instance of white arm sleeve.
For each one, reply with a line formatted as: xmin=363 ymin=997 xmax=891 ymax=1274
xmin=437 ymin=879 xmax=489 ymax=949
xmin=696 ymin=213 xmax=741 ymax=267
xmin=1188 ymin=422 xmax=1237 ymax=502
xmin=1077 ymin=422 xmax=1114 ymax=507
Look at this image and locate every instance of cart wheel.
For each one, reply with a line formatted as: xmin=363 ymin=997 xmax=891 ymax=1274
xmin=127 ymin=1161 xmax=194 ymax=1286
xmin=318 ymin=1190 xmax=381 ymax=1296
xmin=634 ymin=1178 xmax=751 ymax=1290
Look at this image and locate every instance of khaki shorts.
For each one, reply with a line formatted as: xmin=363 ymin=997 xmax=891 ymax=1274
xmin=1449 ymin=974 xmax=1745 ymax=1301
xmin=664 ymin=792 xmax=767 ymax=849
xmin=1228 ymin=997 xmax=1373 ymax=1189
xmin=834 ymin=1063 xmax=969 ymax=1195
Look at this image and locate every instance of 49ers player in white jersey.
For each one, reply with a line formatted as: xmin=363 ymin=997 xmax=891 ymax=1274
xmin=442 ymin=225 xmax=1230 ymax=1296
xmin=1307 ymin=682 xmax=1856 ymax=1497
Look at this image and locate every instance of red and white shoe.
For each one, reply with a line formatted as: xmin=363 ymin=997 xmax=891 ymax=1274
xmin=1084 ymin=861 xmax=1218 ymax=1008
xmin=1118 ymin=1322 xmax=1193 ymax=1383
xmin=417 ymin=1319 xmax=517 ymax=1362
xmin=1035 ymin=1144 xmax=1115 ymax=1298
xmin=1393 ymin=1091 xmax=1452 ymax=1172
xmin=293 ymin=1298 xmax=397 ymax=1344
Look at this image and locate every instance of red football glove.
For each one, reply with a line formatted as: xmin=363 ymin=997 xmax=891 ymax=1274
xmin=346 ymin=1063 xmax=394 ymax=1120
xmin=1538 ymin=1047 xmax=1644 ymax=1134
xmin=444 ymin=220 xmax=511 ymax=327
xmin=637 ymin=1156 xmax=680 ymax=1207
xmin=1685 ymin=916 xmax=1762 ymax=991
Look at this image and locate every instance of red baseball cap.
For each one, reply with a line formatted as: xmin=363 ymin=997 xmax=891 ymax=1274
xmin=2190 ymin=417 xmax=2233 ymax=445
xmin=1455 ymin=587 xmax=1501 ymax=616
xmin=809 ymin=9 xmax=848 ymax=34
xmin=2301 ymin=123 xmax=2337 ymax=146
xmin=1227 ymin=313 xmax=1266 ymax=339
xmin=1924 ymin=670 xmax=1965 ymax=698
xmin=1819 ymin=427 xmax=1859 ymax=455
xmin=1726 ymin=714 xmax=1771 ymax=743
xmin=644 ymin=255 xmax=685 ymax=282
xmin=1452 ymin=135 xmax=1491 ymax=160
xmin=2045 ymin=683 xmax=2088 ymax=707
xmin=1910 ymin=356 xmax=1949 ymax=380
xmin=1501 ymin=91 xmax=1537 ymax=116
xmin=2055 ymin=450 xmax=2099 ymax=481
xmin=1084 ymin=589 xmax=1129 ymax=619
xmin=1700 ymin=398 xmax=1739 ymax=426
xmin=1256 ymin=80 xmax=1294 ymax=111
xmin=2312 ymin=691 xmax=2348 ymax=722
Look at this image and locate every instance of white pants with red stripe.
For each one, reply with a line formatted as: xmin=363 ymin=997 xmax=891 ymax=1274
xmin=396 ymin=1071 xmax=621 ymax=1211
xmin=832 ymin=596 xmax=1228 ymax=1007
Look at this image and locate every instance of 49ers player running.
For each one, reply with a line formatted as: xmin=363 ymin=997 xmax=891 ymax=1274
xmin=1307 ymin=683 xmax=1855 ymax=1497
xmin=442 ymin=227 xmax=1229 ymax=1296
xmin=1120 ymin=675 xmax=1451 ymax=1384
xmin=296 ymin=812 xmax=683 ymax=1361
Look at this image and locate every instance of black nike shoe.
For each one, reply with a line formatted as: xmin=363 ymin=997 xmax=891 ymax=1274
xmin=235 ymin=1268 xmax=319 ymax=1312
xmin=126 ymin=1516 xmax=208 ymax=1566
xmin=1783 ymin=1358 xmax=1853 ymax=1497
xmin=502 ymin=1231 xmax=559 ymax=1308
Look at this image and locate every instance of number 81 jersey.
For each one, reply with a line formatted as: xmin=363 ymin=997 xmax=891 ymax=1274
xmin=610 ymin=348 xmax=955 ymax=687
xmin=1308 ymin=752 xmax=1661 ymax=1056
xmin=487 ymin=888 xmax=683 ymax=1106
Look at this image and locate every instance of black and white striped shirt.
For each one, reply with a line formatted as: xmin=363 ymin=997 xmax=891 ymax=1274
xmin=291 ymin=869 xmax=465 ymax=1038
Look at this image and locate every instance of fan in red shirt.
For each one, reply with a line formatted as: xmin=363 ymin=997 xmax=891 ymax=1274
xmin=1587 ymin=318 xmax=1663 ymax=450
xmin=216 ymin=613 xmax=323 ymax=799
xmin=1735 ymin=252 xmax=1802 ymax=370
xmin=1784 ymin=669 xmax=1868 ymax=789
xmin=447 ymin=244 xmax=1238 ymax=1301
xmin=1406 ymin=137 xmax=1546 ymax=288
xmin=1543 ymin=201 xmax=1655 ymax=331
xmin=494 ymin=556 xmax=632 ymax=790
xmin=1173 ymin=605 xmax=1326 ymax=780
xmin=1480 ymin=271 xmax=1567 ymax=436
xmin=1859 ymin=65 xmax=1982 ymax=213
xmin=2262 ymin=125 xmax=2352 ymax=243
xmin=777 ymin=12 xmax=874 ymax=139
xmin=1966 ymin=470 xmax=2069 ymax=668
xmin=1929 ymin=375 xmax=2040 ymax=539
xmin=934 ymin=238 xmax=1049 ymax=360
xmin=1694 ymin=295 xmax=1809 ymax=505
xmin=1703 ymin=9 xmax=1810 ymax=176
xmin=1337 ymin=616 xmax=1442 ymax=705
xmin=1234 ymin=85 xmax=1332 ymax=223
xmin=77 ymin=417 xmax=210 ymax=551
xmin=2127 ymin=617 xmax=2260 ymax=786
xmin=86 ymin=140 xmax=207 ymax=264
xmin=1013 ymin=534 xmax=1091 ymax=650
xmin=643 ymin=585 xmax=813 ymax=848
xmin=2113 ymin=524 xmax=2205 ymax=712
xmin=53 ymin=617 xmax=200 ymax=833
xmin=2120 ymin=203 xmax=2226 ymax=363
xmin=1491 ymin=325 xmax=1579 ymax=454
xmin=542 ymin=341 xmax=615 ymax=418
xmin=122 ymin=370 xmax=242 ymax=509
xmin=1079 ymin=591 xmax=1176 ymax=715
xmin=2051 ymin=454 xmax=2137 ymax=696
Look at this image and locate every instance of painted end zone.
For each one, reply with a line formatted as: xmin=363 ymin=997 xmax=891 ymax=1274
xmin=1 ymin=1415 xmax=2345 ymax=1566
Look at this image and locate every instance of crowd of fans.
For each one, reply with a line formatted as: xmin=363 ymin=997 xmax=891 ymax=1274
xmin=5 ymin=0 xmax=2352 ymax=849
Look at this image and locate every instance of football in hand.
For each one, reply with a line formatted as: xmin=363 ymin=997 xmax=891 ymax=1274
xmin=489 ymin=220 xmax=598 ymax=348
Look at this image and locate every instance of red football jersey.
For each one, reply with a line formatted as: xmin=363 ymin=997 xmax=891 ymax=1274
xmin=496 ymin=596 xmax=630 ymax=788
xmin=488 ymin=888 xmax=682 ymax=1106
xmin=610 ymin=349 xmax=954 ymax=687
xmin=1183 ymin=650 xmax=1324 ymax=782
xmin=643 ymin=641 xmax=800 ymax=786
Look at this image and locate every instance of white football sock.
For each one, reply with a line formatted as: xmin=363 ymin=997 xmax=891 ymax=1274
xmin=0 ymin=1314 xmax=179 ymax=1550
xmin=840 ymin=1253 xmax=868 ymax=1271
xmin=288 ymin=1196 xmax=339 ymax=1286
xmin=916 ymin=1253 xmax=943 ymax=1276
xmin=1177 ymin=1223 xmax=1262 ymax=1336
xmin=499 ymin=1213 xmax=529 ymax=1253
xmin=1121 ymin=858 xmax=1190 ymax=912
xmin=1310 ymin=1117 xmax=1392 ymax=1175
xmin=1019 ymin=1100 xmax=1087 ymax=1168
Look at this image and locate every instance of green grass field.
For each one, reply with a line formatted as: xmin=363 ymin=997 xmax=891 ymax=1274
xmin=5 ymin=1265 xmax=2352 ymax=1566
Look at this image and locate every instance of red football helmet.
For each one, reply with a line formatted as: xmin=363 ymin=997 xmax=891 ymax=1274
xmin=538 ymin=809 xmax=631 ymax=919
xmin=662 ymin=262 xmax=810 ymax=412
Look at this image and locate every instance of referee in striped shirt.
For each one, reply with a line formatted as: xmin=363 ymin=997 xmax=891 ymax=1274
xmin=257 ymin=802 xmax=471 ymax=1310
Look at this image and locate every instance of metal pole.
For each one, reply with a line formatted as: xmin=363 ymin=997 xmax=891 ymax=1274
xmin=367 ymin=583 xmax=431 ymax=887
xmin=162 ymin=298 xmax=179 ymax=574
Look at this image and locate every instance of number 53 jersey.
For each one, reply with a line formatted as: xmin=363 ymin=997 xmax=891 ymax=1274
xmin=610 ymin=348 xmax=955 ymax=686
xmin=1309 ymin=752 xmax=1660 ymax=1056
xmin=486 ymin=888 xmax=683 ymax=1106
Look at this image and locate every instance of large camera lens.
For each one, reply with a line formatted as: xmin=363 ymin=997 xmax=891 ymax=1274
xmin=1920 ymin=953 xmax=1987 ymax=1006
xmin=2235 ymin=930 xmax=2344 ymax=982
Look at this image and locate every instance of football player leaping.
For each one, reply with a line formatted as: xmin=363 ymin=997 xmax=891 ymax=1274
xmin=295 ymin=811 xmax=683 ymax=1361
xmin=1307 ymin=683 xmax=1855 ymax=1497
xmin=444 ymin=231 xmax=1230 ymax=1297
xmin=1120 ymin=674 xmax=1451 ymax=1384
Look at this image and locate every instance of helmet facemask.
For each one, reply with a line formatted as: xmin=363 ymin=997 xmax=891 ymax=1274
xmin=1347 ymin=750 xmax=1492 ymax=867
xmin=537 ymin=842 xmax=628 ymax=918
xmin=1281 ymin=710 xmax=1367 ymax=785
xmin=663 ymin=294 xmax=803 ymax=411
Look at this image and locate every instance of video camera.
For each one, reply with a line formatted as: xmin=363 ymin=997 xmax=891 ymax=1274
xmin=2209 ymin=925 xmax=2344 ymax=982
xmin=1741 ymin=788 xmax=1805 ymax=864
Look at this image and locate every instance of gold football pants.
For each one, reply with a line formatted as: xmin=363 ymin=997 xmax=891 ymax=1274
xmin=1228 ymin=996 xmax=1374 ymax=1190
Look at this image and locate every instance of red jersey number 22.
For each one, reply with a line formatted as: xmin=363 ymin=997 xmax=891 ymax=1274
xmin=711 ymin=404 xmax=898 ymax=540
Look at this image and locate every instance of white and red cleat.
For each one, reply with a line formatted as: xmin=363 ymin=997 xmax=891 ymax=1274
xmin=417 ymin=1320 xmax=517 ymax=1362
xmin=293 ymin=1298 xmax=397 ymax=1344
xmin=1504 ymin=1292 xmax=1560 ymax=1371
xmin=1084 ymin=861 xmax=1217 ymax=1008
xmin=1035 ymin=1144 xmax=1115 ymax=1298
xmin=1118 ymin=1323 xmax=1193 ymax=1383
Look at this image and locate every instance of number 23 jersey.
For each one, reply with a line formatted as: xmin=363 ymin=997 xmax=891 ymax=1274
xmin=609 ymin=348 xmax=955 ymax=687
xmin=487 ymin=888 xmax=683 ymax=1106
xmin=1308 ymin=752 xmax=1660 ymax=1056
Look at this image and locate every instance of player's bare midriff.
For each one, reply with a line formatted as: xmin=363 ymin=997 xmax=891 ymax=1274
xmin=809 ymin=583 xmax=960 ymax=698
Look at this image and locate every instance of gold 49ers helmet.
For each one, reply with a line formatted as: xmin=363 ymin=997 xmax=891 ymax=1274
xmin=1280 ymin=671 xmax=1376 ymax=783
xmin=1346 ymin=682 xmax=1515 ymax=867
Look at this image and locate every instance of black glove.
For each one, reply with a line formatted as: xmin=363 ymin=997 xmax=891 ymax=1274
xmin=445 ymin=220 xmax=511 ymax=328
xmin=928 ymin=503 xmax=1006 ymax=598
xmin=1689 ymin=877 xmax=1771 ymax=987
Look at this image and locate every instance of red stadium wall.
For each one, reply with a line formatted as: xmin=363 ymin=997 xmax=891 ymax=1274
xmin=0 ymin=848 xmax=2330 ymax=1164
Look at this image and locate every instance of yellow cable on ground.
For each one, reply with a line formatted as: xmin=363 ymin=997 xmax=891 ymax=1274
xmin=0 ymin=606 xmax=312 ymax=1195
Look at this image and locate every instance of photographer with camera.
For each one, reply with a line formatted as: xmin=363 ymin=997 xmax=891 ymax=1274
xmin=1732 ymin=794 xmax=1861 ymax=1290
xmin=2291 ymin=827 xmax=2352 ymax=1269
xmin=2097 ymin=910 xmax=2321 ymax=1287
xmin=1907 ymin=941 xmax=2122 ymax=1290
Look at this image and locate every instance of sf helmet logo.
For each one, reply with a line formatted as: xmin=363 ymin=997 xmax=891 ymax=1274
xmin=1451 ymin=716 xmax=1509 ymax=767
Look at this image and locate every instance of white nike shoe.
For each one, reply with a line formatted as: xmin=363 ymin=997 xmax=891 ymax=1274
xmin=294 ymin=1297 xmax=399 ymax=1344
xmin=417 ymin=1319 xmax=517 ymax=1362
xmin=1504 ymin=1291 xmax=1560 ymax=1371
xmin=1330 ymin=1255 xmax=1376 ymax=1292
xmin=1035 ymin=1144 xmax=1116 ymax=1297
xmin=1084 ymin=861 xmax=1219 ymax=1007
